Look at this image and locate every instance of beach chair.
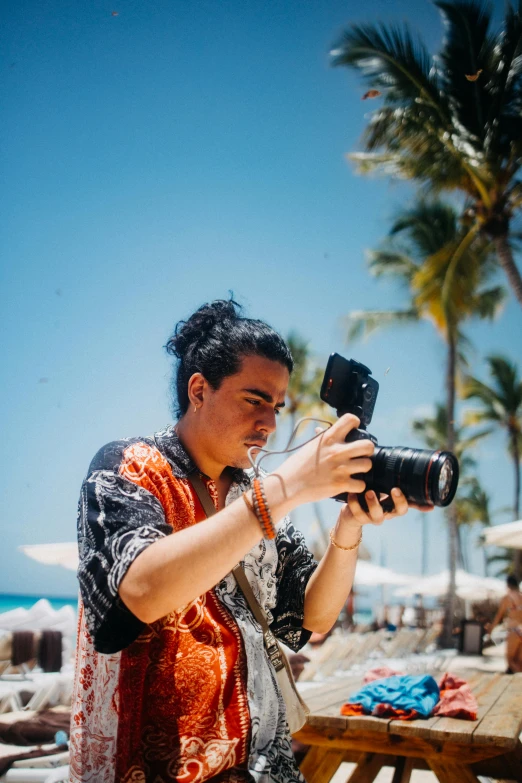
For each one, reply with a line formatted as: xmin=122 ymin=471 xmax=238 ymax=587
xmin=318 ymin=634 xmax=362 ymax=678
xmin=414 ymin=625 xmax=440 ymax=654
xmin=299 ymin=634 xmax=348 ymax=682
xmin=342 ymin=629 xmax=388 ymax=672
xmin=0 ymin=691 xmax=23 ymax=715
xmin=0 ymin=766 xmax=69 ymax=782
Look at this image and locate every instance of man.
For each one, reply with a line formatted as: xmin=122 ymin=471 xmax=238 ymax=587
xmin=70 ymin=298 xmax=417 ymax=783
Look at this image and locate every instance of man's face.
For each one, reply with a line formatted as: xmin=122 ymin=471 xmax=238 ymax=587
xmin=199 ymin=354 xmax=290 ymax=470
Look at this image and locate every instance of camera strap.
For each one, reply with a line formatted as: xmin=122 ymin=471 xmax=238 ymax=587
xmin=187 ymin=469 xmax=309 ymax=733
xmin=187 ymin=470 xmax=284 ymax=670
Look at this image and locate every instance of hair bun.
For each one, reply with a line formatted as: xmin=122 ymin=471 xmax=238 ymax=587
xmin=166 ymin=298 xmax=241 ymax=358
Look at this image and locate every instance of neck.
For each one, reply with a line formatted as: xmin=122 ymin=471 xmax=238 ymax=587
xmin=175 ymin=415 xmax=229 ymax=485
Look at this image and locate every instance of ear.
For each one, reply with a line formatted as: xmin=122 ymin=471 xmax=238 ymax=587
xmin=187 ymin=372 xmax=207 ymax=409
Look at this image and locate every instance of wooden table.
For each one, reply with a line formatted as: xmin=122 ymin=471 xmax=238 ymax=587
xmin=294 ymin=671 xmax=522 ymax=783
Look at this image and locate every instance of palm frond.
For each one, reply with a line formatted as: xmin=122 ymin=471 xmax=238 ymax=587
xmin=486 ymin=354 xmax=522 ymax=407
xmin=463 ymin=407 xmax=501 ymax=426
xmin=435 ymin=0 xmax=493 ymax=141
xmin=366 ymin=249 xmax=418 ymax=280
xmin=351 ymin=108 xmax=470 ymax=190
xmin=330 ymin=23 xmax=442 ymax=110
xmin=411 ymin=402 xmax=490 ymax=462
xmin=344 ymin=308 xmax=419 ymax=342
xmin=390 ymin=200 xmax=459 ymax=256
xmin=284 ymin=333 xmax=329 ymax=422
xmin=470 ymin=285 xmax=507 ymax=319
xmin=485 ymin=0 xmax=522 ymax=158
xmin=462 ymin=375 xmax=501 ymax=408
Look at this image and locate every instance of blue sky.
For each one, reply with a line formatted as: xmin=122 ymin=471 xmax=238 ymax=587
xmin=2 ymin=0 xmax=520 ymax=599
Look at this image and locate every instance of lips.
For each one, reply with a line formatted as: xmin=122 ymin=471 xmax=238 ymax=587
xmin=245 ymin=441 xmax=267 ymax=448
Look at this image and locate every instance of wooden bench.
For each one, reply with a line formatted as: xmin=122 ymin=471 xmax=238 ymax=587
xmin=295 ymin=671 xmax=522 ymax=782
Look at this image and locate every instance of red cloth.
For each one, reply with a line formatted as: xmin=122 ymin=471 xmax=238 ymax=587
xmin=433 ymin=673 xmax=478 ymax=720
xmin=340 ymin=703 xmax=365 ymax=716
xmin=341 ymin=671 xmax=478 ymax=722
xmin=341 ymin=701 xmax=419 ymax=720
xmin=372 ymin=704 xmax=419 ymax=720
xmin=363 ymin=666 xmax=403 ymax=683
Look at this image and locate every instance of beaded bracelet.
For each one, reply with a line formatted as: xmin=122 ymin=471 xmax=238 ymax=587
xmin=252 ymin=477 xmax=276 ymax=540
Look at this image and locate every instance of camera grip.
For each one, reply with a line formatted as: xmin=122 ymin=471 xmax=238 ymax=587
xmin=334 ymin=491 xmax=395 ymax=513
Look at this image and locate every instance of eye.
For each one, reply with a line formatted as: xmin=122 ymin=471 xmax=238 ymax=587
xmin=246 ymin=398 xmax=261 ymax=407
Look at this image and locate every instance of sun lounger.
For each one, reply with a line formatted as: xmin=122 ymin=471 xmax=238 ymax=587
xmin=299 ymin=630 xmax=390 ymax=681
xmin=0 ymin=766 xmax=69 ymax=782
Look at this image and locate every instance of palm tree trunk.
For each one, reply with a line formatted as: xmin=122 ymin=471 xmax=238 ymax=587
xmin=493 ymin=235 xmax=522 ymax=308
xmin=421 ymin=514 xmax=428 ymax=576
xmin=442 ymin=330 xmax=458 ymax=648
xmin=483 ymin=541 xmax=489 ymax=577
xmin=456 ymin=526 xmax=468 ymax=571
xmin=512 ymin=428 xmax=521 ymax=581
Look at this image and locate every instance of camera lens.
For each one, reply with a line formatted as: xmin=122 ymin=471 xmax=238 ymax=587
xmin=369 ymin=446 xmax=459 ymax=507
xmin=437 ymin=458 xmax=454 ymax=503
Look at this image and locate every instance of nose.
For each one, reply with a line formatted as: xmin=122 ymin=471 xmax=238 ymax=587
xmin=256 ymin=407 xmax=277 ymax=436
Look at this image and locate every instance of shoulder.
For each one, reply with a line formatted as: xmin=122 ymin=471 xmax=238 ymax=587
xmin=87 ymin=436 xmax=158 ymax=475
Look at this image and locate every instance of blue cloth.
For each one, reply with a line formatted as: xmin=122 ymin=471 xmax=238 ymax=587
xmin=347 ymin=675 xmax=440 ymax=718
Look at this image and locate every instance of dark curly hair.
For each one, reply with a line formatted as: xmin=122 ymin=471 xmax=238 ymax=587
xmin=165 ymin=297 xmax=293 ymax=418
xmin=507 ymin=575 xmax=520 ymax=590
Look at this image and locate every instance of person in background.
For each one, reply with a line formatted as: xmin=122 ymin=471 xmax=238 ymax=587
xmin=487 ymin=575 xmax=522 ymax=673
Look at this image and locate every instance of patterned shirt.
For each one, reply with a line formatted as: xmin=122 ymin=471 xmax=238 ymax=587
xmin=70 ymin=425 xmax=317 ymax=783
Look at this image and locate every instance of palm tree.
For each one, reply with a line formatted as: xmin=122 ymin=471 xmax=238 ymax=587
xmin=463 ymin=355 xmax=522 ymax=577
xmin=346 ymin=199 xmax=506 ymax=645
xmin=330 ymin=0 xmax=522 ymax=306
xmin=412 ymin=404 xmax=490 ymax=572
xmin=456 ymin=477 xmax=492 ymax=573
xmin=284 ymin=334 xmax=332 ymax=549
xmin=285 ymin=332 xmax=329 ymax=433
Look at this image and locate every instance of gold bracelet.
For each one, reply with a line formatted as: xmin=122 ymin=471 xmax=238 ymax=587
xmin=329 ymin=527 xmax=362 ymax=552
xmin=243 ymin=491 xmax=255 ymax=515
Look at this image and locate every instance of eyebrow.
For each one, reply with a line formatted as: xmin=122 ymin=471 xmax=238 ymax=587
xmin=242 ymin=388 xmax=286 ymax=408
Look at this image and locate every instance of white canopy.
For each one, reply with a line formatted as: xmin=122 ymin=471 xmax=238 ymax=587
xmin=19 ymin=542 xmax=415 ymax=588
xmin=19 ymin=542 xmax=79 ymax=571
xmin=482 ymin=519 xmax=522 ymax=550
xmin=394 ymin=569 xmax=505 ymax=600
xmin=354 ymin=561 xmax=415 ymax=587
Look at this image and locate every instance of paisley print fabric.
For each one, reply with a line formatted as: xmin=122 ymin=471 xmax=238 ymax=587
xmin=71 ymin=426 xmax=317 ymax=783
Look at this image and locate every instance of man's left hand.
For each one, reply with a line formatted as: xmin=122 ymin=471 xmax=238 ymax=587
xmin=340 ymin=488 xmax=434 ymax=527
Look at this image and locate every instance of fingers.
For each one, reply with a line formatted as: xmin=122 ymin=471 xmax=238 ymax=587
xmin=388 ymin=488 xmax=408 ymax=516
xmin=344 ymin=456 xmax=373 ymax=476
xmin=343 ymin=488 xmax=412 ymax=526
xmin=343 ymin=438 xmax=375 ymax=458
xmin=329 ymin=413 xmax=361 ymax=440
xmin=346 ymin=491 xmax=385 ymax=525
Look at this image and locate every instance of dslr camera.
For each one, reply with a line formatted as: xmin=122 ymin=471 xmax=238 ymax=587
xmin=320 ymin=353 xmax=459 ymax=511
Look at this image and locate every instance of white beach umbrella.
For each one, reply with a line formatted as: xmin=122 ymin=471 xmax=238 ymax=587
xmin=394 ymin=568 xmax=503 ymax=599
xmin=19 ymin=542 xmax=79 ymax=571
xmin=482 ymin=519 xmax=522 ymax=550
xmin=456 ymin=576 xmax=506 ymax=600
xmin=354 ymin=561 xmax=415 ymax=587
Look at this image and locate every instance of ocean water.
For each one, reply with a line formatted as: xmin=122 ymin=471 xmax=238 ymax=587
xmin=0 ymin=593 xmax=78 ymax=614
xmin=0 ymin=594 xmax=373 ymax=625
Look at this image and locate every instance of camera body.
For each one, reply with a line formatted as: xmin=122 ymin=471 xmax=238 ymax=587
xmin=320 ymin=355 xmax=379 ymax=428
xmin=320 ymin=353 xmax=459 ymax=510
